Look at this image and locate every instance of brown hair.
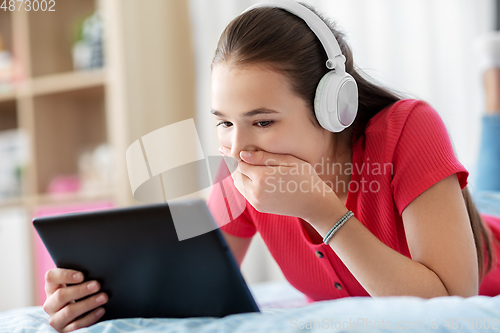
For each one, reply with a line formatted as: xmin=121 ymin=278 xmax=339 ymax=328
xmin=211 ymin=3 xmax=496 ymax=283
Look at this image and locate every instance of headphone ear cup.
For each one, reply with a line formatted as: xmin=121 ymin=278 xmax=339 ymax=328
xmin=337 ymin=73 xmax=358 ymax=127
xmin=314 ymin=71 xmax=358 ymax=132
xmin=315 ymin=71 xmax=344 ymax=132
xmin=314 ymin=74 xmax=330 ymax=130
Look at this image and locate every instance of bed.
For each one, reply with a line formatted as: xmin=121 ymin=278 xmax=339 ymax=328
xmin=1 ymin=279 xmax=499 ymax=332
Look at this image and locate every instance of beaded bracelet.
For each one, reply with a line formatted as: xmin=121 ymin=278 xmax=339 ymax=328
xmin=323 ymin=210 xmax=354 ymax=245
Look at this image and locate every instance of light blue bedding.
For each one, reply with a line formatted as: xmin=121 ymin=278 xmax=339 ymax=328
xmin=1 ymin=280 xmax=499 ymax=332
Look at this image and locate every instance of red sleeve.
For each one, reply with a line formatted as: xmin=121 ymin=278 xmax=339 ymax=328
xmin=206 ymin=159 xmax=257 ymax=238
xmin=390 ymin=100 xmax=469 ymax=215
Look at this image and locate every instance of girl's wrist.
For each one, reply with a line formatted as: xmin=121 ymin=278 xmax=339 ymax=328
xmin=302 ymin=190 xmax=350 ymax=237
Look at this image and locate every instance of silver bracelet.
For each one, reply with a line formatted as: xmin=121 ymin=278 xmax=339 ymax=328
xmin=323 ymin=210 xmax=354 ymax=245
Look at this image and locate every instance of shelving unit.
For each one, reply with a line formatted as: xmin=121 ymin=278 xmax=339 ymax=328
xmin=0 ymin=0 xmax=112 ymax=311
xmin=31 ymin=69 xmax=105 ymax=94
xmin=0 ymin=0 xmax=197 ymax=311
xmin=1 ymin=3 xmax=110 ymax=197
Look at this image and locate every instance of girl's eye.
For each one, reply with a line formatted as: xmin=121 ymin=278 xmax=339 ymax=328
xmin=216 ymin=121 xmax=273 ymax=128
xmin=255 ymin=121 xmax=273 ymax=128
xmin=216 ymin=121 xmax=232 ymax=128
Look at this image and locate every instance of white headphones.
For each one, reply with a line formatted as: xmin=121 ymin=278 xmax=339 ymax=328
xmin=243 ymin=0 xmax=358 ymax=132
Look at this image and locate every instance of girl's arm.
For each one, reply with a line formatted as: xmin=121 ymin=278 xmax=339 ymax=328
xmin=313 ymin=173 xmax=478 ymax=298
xmin=221 ymin=230 xmax=253 ymax=268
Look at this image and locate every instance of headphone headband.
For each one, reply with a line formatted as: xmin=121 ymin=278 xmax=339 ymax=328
xmin=242 ymin=0 xmax=346 ymax=74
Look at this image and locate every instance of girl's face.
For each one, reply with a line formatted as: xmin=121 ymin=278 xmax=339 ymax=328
xmin=211 ymin=63 xmax=337 ymax=167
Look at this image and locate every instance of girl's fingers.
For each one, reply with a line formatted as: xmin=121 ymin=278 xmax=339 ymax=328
xmin=233 ymin=168 xmax=252 ymax=185
xmin=239 ymin=150 xmax=302 ymax=166
xmin=235 ymin=163 xmax=254 ymax=182
xmin=236 ymin=161 xmax=257 ymax=181
xmin=232 ymin=170 xmax=248 ymax=196
xmin=61 ymin=307 xmax=106 ymax=333
xmin=45 ymin=269 xmax=84 ymax=296
xmin=49 ymin=292 xmax=108 ymax=332
xmin=44 ymin=281 xmax=101 ymax=315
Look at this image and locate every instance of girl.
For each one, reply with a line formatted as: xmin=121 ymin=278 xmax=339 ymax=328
xmin=207 ymin=0 xmax=500 ymax=301
xmin=42 ymin=1 xmax=500 ymax=332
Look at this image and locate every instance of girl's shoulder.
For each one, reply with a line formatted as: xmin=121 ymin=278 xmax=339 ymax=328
xmin=364 ymin=98 xmax=439 ymax=136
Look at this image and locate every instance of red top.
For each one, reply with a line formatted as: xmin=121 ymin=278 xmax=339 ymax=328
xmin=207 ymin=99 xmax=500 ymax=300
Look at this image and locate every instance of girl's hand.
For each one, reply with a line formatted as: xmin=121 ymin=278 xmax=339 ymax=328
xmin=220 ymin=147 xmax=341 ymax=224
xmin=43 ymin=268 xmax=108 ymax=333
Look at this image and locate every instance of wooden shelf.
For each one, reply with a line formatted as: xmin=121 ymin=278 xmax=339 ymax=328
xmin=0 ymin=90 xmax=15 ymax=103
xmin=0 ymin=197 xmax=24 ymax=208
xmin=30 ymin=69 xmax=105 ymax=96
xmin=32 ymin=85 xmax=106 ymax=194
xmin=0 ymin=70 xmax=105 ymax=100
xmin=28 ymin=0 xmax=96 ymax=77
xmin=32 ymin=189 xmax=115 ymax=206
xmin=0 ymin=190 xmax=115 ymax=209
xmin=0 ymin=100 xmax=17 ymax=130
xmin=0 ymin=9 xmax=12 ymax=53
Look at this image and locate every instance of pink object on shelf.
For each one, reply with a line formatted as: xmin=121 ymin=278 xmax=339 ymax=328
xmin=47 ymin=175 xmax=81 ymax=194
xmin=32 ymin=201 xmax=115 ymax=306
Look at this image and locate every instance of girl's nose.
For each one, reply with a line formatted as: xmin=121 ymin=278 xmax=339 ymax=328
xmin=230 ymin=129 xmax=249 ymax=161
xmin=230 ymin=147 xmax=242 ymax=161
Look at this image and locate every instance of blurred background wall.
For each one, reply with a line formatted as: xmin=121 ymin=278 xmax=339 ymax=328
xmin=0 ymin=0 xmax=495 ymax=311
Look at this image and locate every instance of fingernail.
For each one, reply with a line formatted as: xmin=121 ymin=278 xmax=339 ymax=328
xmin=96 ymin=295 xmax=106 ymax=303
xmin=95 ymin=308 xmax=105 ymax=317
xmin=241 ymin=151 xmax=252 ymax=159
xmin=88 ymin=281 xmax=98 ymax=292
xmin=73 ymin=272 xmax=83 ymax=281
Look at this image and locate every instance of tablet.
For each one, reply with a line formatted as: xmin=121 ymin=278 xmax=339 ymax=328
xmin=32 ymin=200 xmax=260 ymax=321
